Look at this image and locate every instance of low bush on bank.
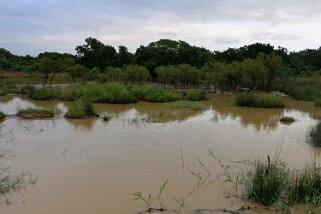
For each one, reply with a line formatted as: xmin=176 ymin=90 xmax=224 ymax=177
xmin=0 ymin=111 xmax=5 ymax=120
xmin=17 ymin=107 xmax=54 ymax=119
xmin=0 ymin=84 xmax=20 ymax=96
xmin=127 ymin=84 xmax=179 ymax=102
xmin=183 ymin=89 xmax=209 ymax=101
xmin=170 ymin=101 xmax=207 ymax=111
xmin=308 ymin=122 xmax=321 ymax=147
xmin=235 ymin=93 xmax=285 ymax=108
xmin=65 ymin=99 xmax=96 ymax=119
xmin=314 ymin=98 xmax=321 ymax=107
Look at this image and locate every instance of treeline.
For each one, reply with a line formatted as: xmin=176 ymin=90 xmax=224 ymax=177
xmin=1 ymin=37 xmax=321 ymax=88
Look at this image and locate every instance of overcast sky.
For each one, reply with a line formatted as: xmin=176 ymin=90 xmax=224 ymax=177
xmin=1 ymin=0 xmax=321 ymax=55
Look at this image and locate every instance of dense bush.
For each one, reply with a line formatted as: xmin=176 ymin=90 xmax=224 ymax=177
xmin=235 ymin=93 xmax=285 ymax=108
xmin=183 ymin=89 xmax=209 ymax=101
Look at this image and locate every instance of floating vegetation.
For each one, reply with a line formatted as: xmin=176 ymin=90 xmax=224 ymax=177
xmin=17 ymin=107 xmax=54 ymax=119
xmin=280 ymin=116 xmax=295 ymax=123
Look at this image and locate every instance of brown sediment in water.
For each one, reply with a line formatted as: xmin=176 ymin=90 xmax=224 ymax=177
xmin=0 ymin=94 xmax=320 ymax=213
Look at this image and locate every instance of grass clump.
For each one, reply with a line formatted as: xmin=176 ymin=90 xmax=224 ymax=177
xmin=308 ymin=122 xmax=321 ymax=147
xmin=235 ymin=92 xmax=285 ymax=108
xmin=0 ymin=112 xmax=5 ymax=120
xmin=170 ymin=101 xmax=207 ymax=111
xmin=128 ymin=84 xmax=179 ymax=102
xmin=28 ymin=87 xmax=60 ymax=100
xmin=245 ymin=156 xmax=289 ymax=206
xmin=65 ymin=99 xmax=96 ymax=119
xmin=183 ymin=89 xmax=209 ymax=101
xmin=280 ymin=116 xmax=295 ymax=123
xmin=17 ymin=107 xmax=54 ymax=119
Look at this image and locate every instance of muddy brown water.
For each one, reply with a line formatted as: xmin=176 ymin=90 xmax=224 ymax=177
xmin=0 ymin=95 xmax=320 ymax=214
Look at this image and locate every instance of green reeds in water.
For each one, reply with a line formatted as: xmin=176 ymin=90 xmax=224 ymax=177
xmin=235 ymin=92 xmax=285 ymax=108
xmin=308 ymin=122 xmax=321 ymax=147
xmin=65 ymin=99 xmax=96 ymax=119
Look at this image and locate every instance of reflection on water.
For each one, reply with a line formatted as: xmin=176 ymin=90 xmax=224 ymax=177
xmin=0 ymin=95 xmax=320 ymax=213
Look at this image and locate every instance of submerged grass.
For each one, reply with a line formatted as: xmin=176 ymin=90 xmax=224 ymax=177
xmin=0 ymin=112 xmax=4 ymax=120
xmin=170 ymin=101 xmax=207 ymax=111
xmin=308 ymin=122 xmax=321 ymax=147
xmin=127 ymin=84 xmax=179 ymax=102
xmin=235 ymin=92 xmax=285 ymax=108
xmin=65 ymin=99 xmax=96 ymax=119
xmin=183 ymin=89 xmax=209 ymax=101
xmin=280 ymin=116 xmax=295 ymax=123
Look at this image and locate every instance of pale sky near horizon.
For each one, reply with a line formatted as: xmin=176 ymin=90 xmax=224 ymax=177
xmin=1 ymin=0 xmax=321 ymax=56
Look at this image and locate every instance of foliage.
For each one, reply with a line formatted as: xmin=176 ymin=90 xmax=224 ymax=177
xmin=66 ymin=64 xmax=89 ymax=82
xmin=17 ymin=107 xmax=53 ymax=115
xmin=103 ymin=65 xmax=150 ymax=82
xmin=235 ymin=93 xmax=285 ymax=108
xmin=183 ymin=89 xmax=209 ymax=101
xmin=127 ymin=84 xmax=179 ymax=102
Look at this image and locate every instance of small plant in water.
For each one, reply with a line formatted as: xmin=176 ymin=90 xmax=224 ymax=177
xmin=280 ymin=116 xmax=295 ymax=123
xmin=157 ymin=179 xmax=169 ymax=211
xmin=131 ymin=192 xmax=153 ymax=212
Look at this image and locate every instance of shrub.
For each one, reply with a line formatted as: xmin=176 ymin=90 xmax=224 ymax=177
xmin=183 ymin=89 xmax=209 ymax=101
xmin=65 ymin=99 xmax=96 ymax=119
xmin=235 ymin=93 xmax=285 ymax=108
xmin=59 ymin=85 xmax=84 ymax=101
xmin=128 ymin=84 xmax=179 ymax=102
xmin=170 ymin=101 xmax=207 ymax=111
xmin=308 ymin=122 xmax=321 ymax=147
xmin=0 ymin=111 xmax=5 ymax=120
xmin=28 ymin=87 xmax=60 ymax=100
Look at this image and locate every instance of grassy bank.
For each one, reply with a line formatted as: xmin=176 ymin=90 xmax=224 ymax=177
xmin=235 ymin=92 xmax=285 ymax=108
xmin=274 ymin=78 xmax=321 ymax=102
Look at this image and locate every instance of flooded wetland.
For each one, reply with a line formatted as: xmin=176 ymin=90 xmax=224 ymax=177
xmin=0 ymin=94 xmax=321 ymax=213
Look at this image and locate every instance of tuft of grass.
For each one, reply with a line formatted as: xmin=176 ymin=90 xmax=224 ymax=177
xmin=235 ymin=92 xmax=285 ymax=108
xmin=65 ymin=99 xmax=96 ymax=119
xmin=183 ymin=89 xmax=209 ymax=101
xmin=128 ymin=84 xmax=179 ymax=102
xmin=308 ymin=122 xmax=321 ymax=147
xmin=28 ymin=87 xmax=60 ymax=100
xmin=170 ymin=101 xmax=207 ymax=111
xmin=280 ymin=116 xmax=295 ymax=123
xmin=244 ymin=156 xmax=289 ymax=206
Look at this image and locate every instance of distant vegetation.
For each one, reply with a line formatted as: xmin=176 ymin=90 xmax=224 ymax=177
xmin=235 ymin=93 xmax=285 ymax=108
xmin=1 ymin=38 xmax=321 ymax=104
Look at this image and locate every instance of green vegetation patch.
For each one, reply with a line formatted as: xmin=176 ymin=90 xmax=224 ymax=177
xmin=183 ymin=89 xmax=209 ymax=101
xmin=235 ymin=92 xmax=285 ymax=108
xmin=127 ymin=84 xmax=179 ymax=102
xmin=65 ymin=99 xmax=96 ymax=119
xmin=170 ymin=101 xmax=207 ymax=111
xmin=17 ymin=107 xmax=54 ymax=119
